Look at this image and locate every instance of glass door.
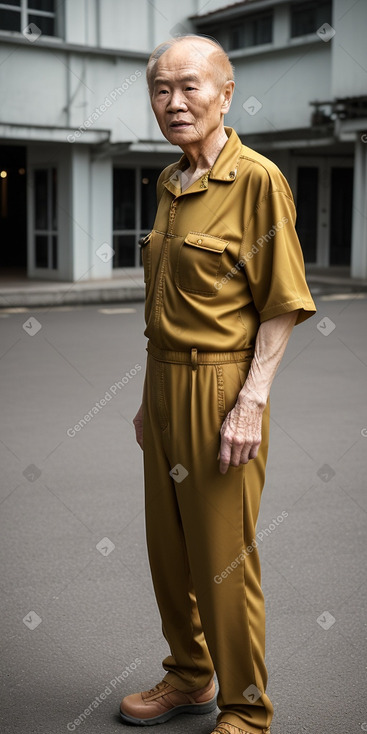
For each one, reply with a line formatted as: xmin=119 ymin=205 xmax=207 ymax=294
xmin=293 ymin=156 xmax=353 ymax=267
xmin=32 ymin=167 xmax=58 ymax=272
xmin=113 ymin=167 xmax=162 ymax=268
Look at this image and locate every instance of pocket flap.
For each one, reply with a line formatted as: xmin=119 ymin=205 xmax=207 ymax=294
xmin=139 ymin=232 xmax=152 ymax=247
xmin=184 ymin=232 xmax=229 ymax=253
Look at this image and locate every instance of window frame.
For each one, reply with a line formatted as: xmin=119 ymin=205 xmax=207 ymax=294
xmin=290 ymin=0 xmax=332 ymax=39
xmin=0 ymin=0 xmax=62 ymax=39
xmin=33 ymin=166 xmax=58 ymax=271
xmin=229 ymin=10 xmax=273 ymax=51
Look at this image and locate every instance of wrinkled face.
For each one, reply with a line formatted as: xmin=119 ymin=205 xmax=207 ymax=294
xmin=150 ymin=42 xmax=232 ymax=147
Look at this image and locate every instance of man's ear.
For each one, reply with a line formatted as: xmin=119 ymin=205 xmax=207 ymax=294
xmin=221 ymin=80 xmax=235 ymax=113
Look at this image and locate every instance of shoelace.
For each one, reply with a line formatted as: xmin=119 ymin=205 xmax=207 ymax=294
xmin=146 ymin=682 xmax=168 ymax=696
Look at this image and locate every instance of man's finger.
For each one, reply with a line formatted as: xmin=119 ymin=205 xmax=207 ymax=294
xmin=228 ymin=442 xmax=243 ymax=467
xmin=219 ymin=438 xmax=232 ymax=474
xmin=239 ymin=447 xmax=250 ymax=465
xmin=134 ymin=422 xmax=144 ymax=450
xmin=248 ymin=442 xmax=260 ymax=460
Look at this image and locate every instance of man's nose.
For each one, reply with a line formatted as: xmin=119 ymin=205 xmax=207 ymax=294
xmin=167 ymin=90 xmax=188 ymax=112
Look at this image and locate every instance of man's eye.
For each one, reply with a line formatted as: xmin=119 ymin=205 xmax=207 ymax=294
xmin=185 ymin=87 xmax=196 ymax=91
xmin=158 ymin=89 xmax=168 ymax=95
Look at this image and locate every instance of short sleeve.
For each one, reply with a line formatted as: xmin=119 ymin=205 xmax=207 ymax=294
xmin=240 ymin=189 xmax=316 ymax=325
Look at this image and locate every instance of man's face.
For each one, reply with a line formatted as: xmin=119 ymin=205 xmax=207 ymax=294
xmin=150 ymin=42 xmax=231 ymax=147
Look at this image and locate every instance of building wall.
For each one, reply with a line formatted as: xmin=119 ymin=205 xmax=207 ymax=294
xmin=0 ymin=43 xmax=149 ymax=143
xmin=331 ymin=0 xmax=367 ymax=98
xmin=227 ymin=42 xmax=331 ymax=135
xmin=1 ymin=0 xmax=365 ymax=144
xmin=64 ymin=0 xmax=198 ymax=52
xmin=1 ymin=0 xmax=366 ymax=279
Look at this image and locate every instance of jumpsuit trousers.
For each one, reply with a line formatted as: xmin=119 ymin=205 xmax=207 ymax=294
xmin=142 ymin=341 xmax=273 ymax=734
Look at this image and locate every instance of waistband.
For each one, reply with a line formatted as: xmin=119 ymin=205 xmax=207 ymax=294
xmin=147 ymin=341 xmax=254 ymax=368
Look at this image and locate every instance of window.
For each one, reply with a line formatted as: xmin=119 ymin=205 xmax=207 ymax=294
xmin=229 ymin=11 xmax=273 ymax=50
xmin=291 ymin=1 xmax=332 ymax=38
xmin=34 ymin=167 xmax=57 ymax=269
xmin=0 ymin=0 xmax=57 ymax=37
xmin=113 ymin=167 xmax=161 ymax=268
xmin=197 ymin=26 xmax=226 ymax=50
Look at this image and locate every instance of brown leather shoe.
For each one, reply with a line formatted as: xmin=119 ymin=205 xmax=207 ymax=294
xmin=212 ymin=724 xmax=271 ymax=734
xmin=120 ymin=678 xmax=216 ymax=725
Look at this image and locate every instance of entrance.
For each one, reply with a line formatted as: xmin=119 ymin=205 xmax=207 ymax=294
xmin=293 ymin=156 xmax=353 ymax=266
xmin=113 ymin=166 xmax=162 ymax=268
xmin=0 ymin=145 xmax=27 ymax=272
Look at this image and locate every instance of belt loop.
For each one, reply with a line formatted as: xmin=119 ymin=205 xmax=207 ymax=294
xmin=191 ymin=347 xmax=198 ymax=370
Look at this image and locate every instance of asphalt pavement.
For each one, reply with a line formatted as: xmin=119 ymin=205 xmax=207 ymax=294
xmin=0 ymin=295 xmax=366 ymax=734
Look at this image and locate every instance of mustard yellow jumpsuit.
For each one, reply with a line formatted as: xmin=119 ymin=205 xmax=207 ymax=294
xmin=140 ymin=128 xmax=316 ymax=733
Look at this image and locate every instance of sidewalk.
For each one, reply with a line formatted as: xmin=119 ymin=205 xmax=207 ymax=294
xmin=0 ymin=266 xmax=366 ymax=309
xmin=0 ymin=268 xmax=145 ymax=309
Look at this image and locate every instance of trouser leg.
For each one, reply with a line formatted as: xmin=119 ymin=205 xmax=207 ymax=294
xmin=143 ymin=354 xmax=214 ymax=691
xmin=143 ymin=353 xmax=273 ymax=733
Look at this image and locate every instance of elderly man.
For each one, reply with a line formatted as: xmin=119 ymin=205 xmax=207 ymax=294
xmin=120 ymin=35 xmax=316 ymax=734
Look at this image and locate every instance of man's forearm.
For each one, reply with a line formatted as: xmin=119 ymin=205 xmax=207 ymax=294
xmin=239 ymin=310 xmax=300 ymax=408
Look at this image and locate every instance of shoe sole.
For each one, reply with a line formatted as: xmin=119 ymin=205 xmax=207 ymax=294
xmin=120 ymin=696 xmax=217 ymax=726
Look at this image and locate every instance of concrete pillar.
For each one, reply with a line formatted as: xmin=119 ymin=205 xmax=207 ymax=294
xmin=351 ymin=137 xmax=367 ymax=279
xmin=69 ymin=146 xmax=113 ymax=281
xmin=70 ymin=145 xmax=91 ymax=281
xmin=90 ymin=155 xmax=113 ymax=280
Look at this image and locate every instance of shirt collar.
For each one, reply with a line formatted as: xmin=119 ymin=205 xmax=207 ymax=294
xmin=163 ymin=127 xmax=243 ymax=196
xmin=209 ymin=127 xmax=243 ymax=181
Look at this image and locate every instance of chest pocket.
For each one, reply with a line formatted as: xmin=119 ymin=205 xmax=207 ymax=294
xmin=175 ymin=232 xmax=229 ymax=296
xmin=139 ymin=232 xmax=152 ymax=283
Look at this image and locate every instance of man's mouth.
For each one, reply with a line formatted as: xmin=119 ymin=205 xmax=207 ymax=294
xmin=170 ymin=122 xmax=192 ymax=129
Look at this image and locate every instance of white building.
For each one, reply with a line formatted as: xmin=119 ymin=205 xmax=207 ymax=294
xmin=0 ymin=0 xmax=366 ymax=282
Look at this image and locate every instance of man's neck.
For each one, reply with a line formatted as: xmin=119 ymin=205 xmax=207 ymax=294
xmin=180 ymin=126 xmax=229 ymax=176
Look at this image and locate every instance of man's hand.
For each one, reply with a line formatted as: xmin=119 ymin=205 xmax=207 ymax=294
xmin=219 ymin=391 xmax=265 ymax=474
xmin=133 ymin=403 xmax=144 ymax=450
xmin=218 ymin=310 xmax=300 ymax=475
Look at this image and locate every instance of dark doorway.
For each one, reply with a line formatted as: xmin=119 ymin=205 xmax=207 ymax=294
xmin=295 ymin=166 xmax=318 ymax=263
xmin=113 ymin=167 xmax=161 ymax=268
xmin=329 ymin=167 xmax=353 ymax=265
xmin=0 ymin=145 xmax=27 ymax=271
